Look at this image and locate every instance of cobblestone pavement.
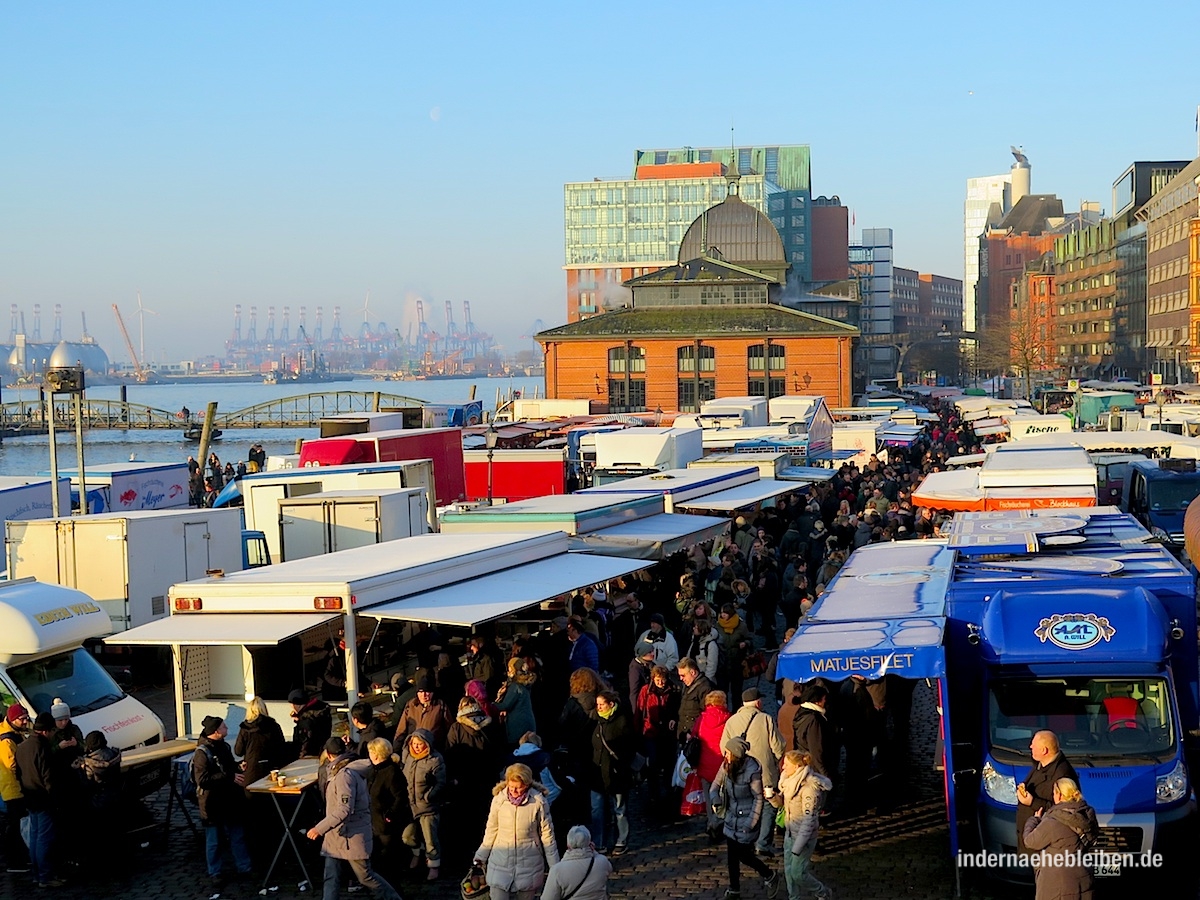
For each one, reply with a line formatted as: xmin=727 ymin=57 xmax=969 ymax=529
xmin=0 ymin=681 xmax=1180 ymax=899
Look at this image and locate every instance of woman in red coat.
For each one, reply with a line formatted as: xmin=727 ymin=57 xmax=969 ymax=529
xmin=692 ymin=689 xmax=732 ymax=842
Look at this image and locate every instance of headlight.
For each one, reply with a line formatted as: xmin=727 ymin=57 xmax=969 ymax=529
xmin=1150 ymin=526 xmax=1173 ymax=544
xmin=982 ymin=761 xmax=1017 ymax=805
xmin=1156 ymin=758 xmax=1188 ymax=804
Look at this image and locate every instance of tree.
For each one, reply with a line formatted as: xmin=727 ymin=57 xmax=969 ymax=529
xmin=977 ymin=286 xmax=1054 ymax=400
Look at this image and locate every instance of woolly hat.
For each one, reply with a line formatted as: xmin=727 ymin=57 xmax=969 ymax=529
xmin=50 ymin=698 xmax=70 ymax=719
xmin=724 ymin=736 xmax=749 ymax=759
xmin=32 ymin=713 xmax=56 ymax=733
xmin=288 ymin=689 xmax=308 ymax=705
xmin=323 ymin=737 xmax=347 ymax=758
xmin=5 ymin=703 xmax=26 ymax=724
xmin=415 ymin=676 xmax=435 ymax=693
xmin=741 ymin=687 xmax=761 ymax=704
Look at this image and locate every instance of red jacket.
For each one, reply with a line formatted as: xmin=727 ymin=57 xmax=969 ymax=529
xmin=635 ymin=683 xmax=680 ymax=738
xmin=694 ymin=705 xmax=732 ymax=783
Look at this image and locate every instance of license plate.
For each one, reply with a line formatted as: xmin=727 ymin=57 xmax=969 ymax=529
xmin=1094 ymin=864 xmax=1120 ymax=877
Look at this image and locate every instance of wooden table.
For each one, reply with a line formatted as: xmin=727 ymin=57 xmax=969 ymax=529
xmin=122 ymin=738 xmax=199 ymax=845
xmin=247 ymin=758 xmax=321 ymax=891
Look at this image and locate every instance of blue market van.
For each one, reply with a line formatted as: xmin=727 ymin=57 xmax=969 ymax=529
xmin=778 ymin=508 xmax=1197 ymax=882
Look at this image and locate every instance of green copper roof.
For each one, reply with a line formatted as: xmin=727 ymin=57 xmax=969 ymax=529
xmin=536 ymin=304 xmax=859 ymax=340
xmin=625 ymin=256 xmax=778 ymax=287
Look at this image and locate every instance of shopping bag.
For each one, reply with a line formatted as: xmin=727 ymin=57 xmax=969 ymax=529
xmin=680 ymin=772 xmax=706 ymax=817
xmin=671 ymin=750 xmax=694 ymax=788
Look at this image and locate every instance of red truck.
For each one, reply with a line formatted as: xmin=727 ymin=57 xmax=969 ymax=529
xmin=298 ymin=427 xmax=466 ymax=507
xmin=464 ymin=448 xmax=568 ymax=502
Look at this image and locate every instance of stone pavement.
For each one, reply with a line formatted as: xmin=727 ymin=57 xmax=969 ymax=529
xmin=0 ymin=679 xmax=1177 ymax=899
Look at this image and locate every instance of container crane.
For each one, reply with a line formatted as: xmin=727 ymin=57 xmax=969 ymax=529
xmin=112 ymin=304 xmax=148 ymax=382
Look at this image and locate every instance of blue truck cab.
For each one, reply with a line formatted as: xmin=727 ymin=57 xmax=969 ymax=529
xmin=778 ymin=507 xmax=1197 ymax=880
xmin=1121 ymin=457 xmax=1200 ymax=551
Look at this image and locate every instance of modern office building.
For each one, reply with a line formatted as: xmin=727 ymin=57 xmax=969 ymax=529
xmin=963 ymin=150 xmax=1031 ymax=332
xmin=564 ymin=145 xmax=817 ymax=322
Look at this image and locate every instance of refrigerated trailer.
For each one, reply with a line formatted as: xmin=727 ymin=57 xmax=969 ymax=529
xmin=278 ymin=488 xmax=429 ymax=561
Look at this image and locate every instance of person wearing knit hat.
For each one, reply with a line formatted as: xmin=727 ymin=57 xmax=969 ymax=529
xmin=48 ymin=699 xmax=84 ymax=766
xmin=15 ymin=712 xmax=64 ymax=886
xmin=711 ymin=730 xmax=780 ymax=899
xmin=0 ymin=703 xmax=30 ymax=874
xmin=721 ymin=687 xmax=786 ymax=858
xmin=194 ymin=714 xmax=251 ymax=888
xmin=393 ymin=675 xmax=450 ymax=750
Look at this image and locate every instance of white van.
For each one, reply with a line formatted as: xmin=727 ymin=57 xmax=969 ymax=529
xmin=0 ymin=578 xmax=164 ymax=758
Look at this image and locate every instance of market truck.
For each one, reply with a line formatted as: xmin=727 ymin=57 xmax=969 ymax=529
xmin=46 ymin=462 xmax=190 ymax=514
xmin=277 ymin=488 xmax=429 ymax=561
xmin=297 ymin=427 xmax=465 ymax=508
xmin=464 ymin=448 xmax=567 ymax=502
xmin=778 ymin=508 xmax=1197 ymax=884
xmin=1121 ymin=457 xmax=1200 ymax=552
xmin=213 ymin=460 xmax=438 ymax=560
xmin=0 ymin=578 xmax=165 ymax=794
xmin=104 ymin=532 xmax=649 ymax=738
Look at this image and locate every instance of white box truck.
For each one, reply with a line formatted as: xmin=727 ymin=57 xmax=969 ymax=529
xmin=48 ymin=462 xmax=190 ymax=514
xmin=591 ymin=427 xmax=703 ymax=486
xmin=0 ymin=477 xmax=71 ymax=527
xmin=6 ymin=508 xmax=247 ymax=632
xmin=278 ymin=488 xmax=430 ymax=562
xmin=0 ymin=578 xmax=165 ymax=792
xmin=216 ymin=460 xmax=438 ymax=560
xmin=699 ymin=396 xmax=769 ymax=427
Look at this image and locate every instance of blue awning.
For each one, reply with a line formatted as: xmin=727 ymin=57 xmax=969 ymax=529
xmin=777 ymin=618 xmax=946 ymax=682
xmin=806 ymin=542 xmax=954 ymax=622
xmin=807 ymin=448 xmax=862 ymax=461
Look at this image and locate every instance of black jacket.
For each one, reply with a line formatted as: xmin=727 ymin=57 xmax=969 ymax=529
xmin=677 ymin=674 xmax=716 ymax=739
xmin=235 ymin=715 xmax=288 ymax=787
xmin=292 ymin=699 xmax=333 ymax=759
xmin=1016 ymin=753 xmax=1080 ymax=854
xmin=354 ymin=718 xmax=392 ymax=759
xmin=368 ymin=755 xmax=409 ymax=836
xmin=590 ymin=708 xmax=635 ymax=794
xmin=194 ymin=736 xmax=245 ymax=826
xmin=793 ymin=705 xmax=837 ymax=780
xmin=15 ymin=732 xmax=54 ymax=812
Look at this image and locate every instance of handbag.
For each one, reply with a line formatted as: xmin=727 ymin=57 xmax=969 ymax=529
xmin=682 ymin=733 xmax=702 ymax=767
xmin=460 ymin=864 xmax=489 ymax=900
xmin=742 ymin=650 xmax=767 ymax=679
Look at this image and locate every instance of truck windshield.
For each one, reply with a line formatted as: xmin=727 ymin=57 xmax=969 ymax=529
xmin=1148 ymin=479 xmax=1200 ymax=510
xmin=989 ymin=676 xmax=1175 ymax=764
xmin=9 ymin=648 xmax=127 ymax=717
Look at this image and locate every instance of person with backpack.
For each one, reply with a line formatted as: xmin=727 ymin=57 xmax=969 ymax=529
xmin=688 ymin=615 xmax=723 ymax=684
xmin=1021 ymin=777 xmax=1100 ymax=900
xmin=306 ymin=737 xmax=402 ymax=900
xmin=193 ymin=716 xmax=252 ymax=890
xmin=721 ymin=689 xmax=785 ymax=857
xmin=234 ymin=696 xmax=287 ymax=790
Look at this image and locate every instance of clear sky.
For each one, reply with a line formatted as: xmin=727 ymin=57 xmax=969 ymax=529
xmin=3 ymin=2 xmax=1199 ymax=364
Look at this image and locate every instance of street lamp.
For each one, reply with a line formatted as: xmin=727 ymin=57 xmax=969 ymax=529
xmin=485 ymin=423 xmax=498 ymax=506
xmin=1155 ymin=390 xmax=1168 ymax=431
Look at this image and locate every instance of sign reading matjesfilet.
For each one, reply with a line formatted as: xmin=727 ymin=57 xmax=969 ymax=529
xmin=35 ymin=601 xmax=102 ymax=626
xmin=1035 ymin=613 xmax=1117 ymax=651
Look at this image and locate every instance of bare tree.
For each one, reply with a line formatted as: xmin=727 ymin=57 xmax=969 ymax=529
xmin=977 ymin=301 xmax=1053 ymax=400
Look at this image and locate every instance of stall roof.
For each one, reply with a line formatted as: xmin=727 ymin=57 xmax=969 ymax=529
xmin=807 ymin=542 xmax=954 ymax=622
xmin=776 ymin=618 xmax=946 ymax=682
xmin=106 ymin=612 xmax=339 ymax=646
xmin=579 ymin=467 xmax=759 ymax=500
xmin=363 ymin=552 xmax=651 ymax=627
xmin=674 ymin=478 xmax=800 ymax=511
xmin=440 ymin=494 xmax=662 ymax=534
xmin=569 ymin=513 xmax=729 ymax=559
xmin=777 ymin=466 xmax=837 ymax=483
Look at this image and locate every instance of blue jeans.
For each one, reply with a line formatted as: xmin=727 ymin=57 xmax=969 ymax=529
xmin=589 ymin=791 xmax=628 ymax=850
xmin=784 ymin=836 xmax=827 ymax=899
xmin=26 ymin=810 xmax=55 ymax=884
xmin=205 ymin=822 xmax=252 ymax=877
xmin=757 ymin=802 xmax=776 ymax=851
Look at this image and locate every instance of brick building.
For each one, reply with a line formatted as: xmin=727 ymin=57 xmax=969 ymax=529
xmin=1052 ymin=222 xmax=1118 ymax=378
xmin=1143 ymin=156 xmax=1200 ymax=381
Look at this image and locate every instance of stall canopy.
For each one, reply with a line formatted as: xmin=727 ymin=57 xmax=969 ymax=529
xmin=674 ymin=478 xmax=800 ymax=511
xmin=106 ymin=612 xmax=340 ymax=646
xmin=776 ymin=618 xmax=946 ymax=681
xmin=569 ymin=513 xmax=729 ymax=560
xmin=363 ymin=552 xmax=652 ymax=628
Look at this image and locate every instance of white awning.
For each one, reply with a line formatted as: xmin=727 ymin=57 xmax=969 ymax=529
xmin=105 ymin=613 xmax=340 ymax=646
xmin=569 ymin=513 xmax=729 ymax=560
xmin=674 ymin=478 xmax=802 ymax=512
xmin=362 ymin=553 xmax=652 ymax=628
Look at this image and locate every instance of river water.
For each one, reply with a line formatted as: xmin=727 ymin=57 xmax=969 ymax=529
xmin=0 ymin=375 xmax=544 ymax=477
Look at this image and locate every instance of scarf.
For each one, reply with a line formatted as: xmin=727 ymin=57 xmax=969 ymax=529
xmin=408 ymin=741 xmax=430 ymax=760
xmin=717 ymin=614 xmax=741 ymax=635
xmin=507 ymin=786 xmax=530 ymax=806
xmin=597 ymin=706 xmax=615 ymax=720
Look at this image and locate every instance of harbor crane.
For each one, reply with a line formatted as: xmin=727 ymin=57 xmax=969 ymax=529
xmin=112 ymin=304 xmax=149 ymax=382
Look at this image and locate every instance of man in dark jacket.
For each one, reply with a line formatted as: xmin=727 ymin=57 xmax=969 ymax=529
xmin=351 ymin=702 xmax=392 ymax=759
xmin=364 ymin=736 xmax=408 ymax=883
xmin=15 ymin=713 xmax=62 ymax=888
xmin=675 ymin=657 xmax=716 ymax=740
xmin=194 ymin=716 xmax=252 ymax=888
xmin=307 ymin=738 xmax=402 ymax=900
xmin=1015 ymin=730 xmax=1079 ymax=854
xmin=793 ymin=683 xmax=837 ymax=783
xmin=393 ymin=678 xmax=450 ymax=750
xmin=290 ymin=689 xmax=333 ymax=759
xmin=464 ymin=635 xmax=505 ymax=695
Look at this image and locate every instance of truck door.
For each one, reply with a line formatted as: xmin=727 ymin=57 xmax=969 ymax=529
xmin=279 ymin=501 xmax=333 ymax=562
xmin=71 ymin=521 xmax=131 ymax=630
xmin=330 ymin=500 xmax=380 ymax=552
xmin=183 ymin=521 xmax=212 ymax=581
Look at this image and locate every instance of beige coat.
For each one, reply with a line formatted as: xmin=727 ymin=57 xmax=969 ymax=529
xmin=721 ymin=704 xmax=786 ymax=790
xmin=540 ymin=848 xmax=612 ymax=900
xmin=475 ymin=782 xmax=560 ymax=893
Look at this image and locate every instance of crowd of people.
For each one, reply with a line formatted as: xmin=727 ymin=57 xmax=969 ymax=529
xmin=187 ymin=444 xmax=266 ymax=507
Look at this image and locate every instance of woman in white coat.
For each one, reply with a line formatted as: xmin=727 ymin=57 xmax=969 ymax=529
xmin=475 ymin=763 xmax=560 ymax=900
xmin=540 ymin=826 xmax=612 ymax=900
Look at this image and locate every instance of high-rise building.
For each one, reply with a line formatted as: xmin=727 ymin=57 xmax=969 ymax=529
xmin=563 ymin=145 xmax=816 ymax=322
xmin=963 ymin=149 xmax=1030 ymax=332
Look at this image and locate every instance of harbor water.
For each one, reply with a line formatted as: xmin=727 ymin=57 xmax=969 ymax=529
xmin=0 ymin=375 xmax=544 ymax=477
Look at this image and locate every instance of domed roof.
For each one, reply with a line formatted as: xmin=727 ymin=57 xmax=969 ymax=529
xmin=7 ymin=343 xmax=59 ymax=374
xmin=678 ymin=193 xmax=785 ymax=266
xmin=48 ymin=341 xmax=110 ymax=374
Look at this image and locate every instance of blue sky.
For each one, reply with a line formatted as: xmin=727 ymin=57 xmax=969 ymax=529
xmin=3 ymin=2 xmax=1199 ymax=363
